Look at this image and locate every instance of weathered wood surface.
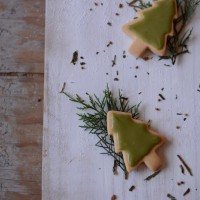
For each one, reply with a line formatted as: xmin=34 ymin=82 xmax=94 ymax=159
xmin=0 ymin=0 xmax=44 ymax=73
xmin=0 ymin=0 xmax=44 ymax=199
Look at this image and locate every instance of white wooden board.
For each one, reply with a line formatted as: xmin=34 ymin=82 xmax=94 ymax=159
xmin=43 ymin=1 xmax=200 ymax=199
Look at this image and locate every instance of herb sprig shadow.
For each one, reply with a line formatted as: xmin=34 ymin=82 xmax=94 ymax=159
xmin=60 ymin=84 xmax=140 ymax=176
xmin=127 ymin=0 xmax=200 ymax=65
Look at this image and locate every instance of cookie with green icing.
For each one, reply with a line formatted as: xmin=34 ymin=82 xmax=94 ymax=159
xmin=107 ymin=111 xmax=165 ymax=172
xmin=122 ymin=0 xmax=177 ymax=57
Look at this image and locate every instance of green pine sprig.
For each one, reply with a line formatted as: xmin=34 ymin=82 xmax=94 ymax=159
xmin=127 ymin=0 xmax=200 ymax=65
xmin=60 ymin=83 xmax=140 ymax=175
xmin=127 ymin=0 xmax=151 ymax=11
xmin=160 ymin=0 xmax=200 ymax=64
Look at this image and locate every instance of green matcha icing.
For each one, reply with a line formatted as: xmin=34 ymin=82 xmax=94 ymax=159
xmin=111 ymin=112 xmax=161 ymax=167
xmin=129 ymin=0 xmax=176 ymax=50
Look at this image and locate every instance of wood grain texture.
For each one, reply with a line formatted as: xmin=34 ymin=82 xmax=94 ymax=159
xmin=0 ymin=0 xmax=44 ymax=73
xmin=0 ymin=76 xmax=43 ymax=200
xmin=44 ymin=0 xmax=200 ymax=199
xmin=0 ymin=0 xmax=44 ymax=199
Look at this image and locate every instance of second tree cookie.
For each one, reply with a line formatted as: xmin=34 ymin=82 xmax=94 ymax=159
xmin=107 ymin=111 xmax=165 ymax=172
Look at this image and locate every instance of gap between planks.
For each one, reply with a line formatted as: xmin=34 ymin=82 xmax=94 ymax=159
xmin=0 ymin=72 xmax=44 ymax=77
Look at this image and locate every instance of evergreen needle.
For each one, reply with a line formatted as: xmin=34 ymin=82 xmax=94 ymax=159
xmin=127 ymin=0 xmax=151 ymax=11
xmin=144 ymin=170 xmax=161 ymax=181
xmin=60 ymin=83 xmax=140 ymax=175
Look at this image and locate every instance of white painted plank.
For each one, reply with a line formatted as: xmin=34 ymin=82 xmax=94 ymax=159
xmin=44 ymin=1 xmax=200 ymax=199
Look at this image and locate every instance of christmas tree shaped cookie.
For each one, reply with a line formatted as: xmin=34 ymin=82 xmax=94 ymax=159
xmin=122 ymin=0 xmax=177 ymax=57
xmin=107 ymin=111 xmax=165 ymax=172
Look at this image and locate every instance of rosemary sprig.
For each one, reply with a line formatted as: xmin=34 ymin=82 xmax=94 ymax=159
xmin=127 ymin=0 xmax=200 ymax=65
xmin=177 ymin=154 xmax=193 ymax=176
xmin=167 ymin=193 xmax=177 ymax=200
xmin=60 ymin=84 xmax=140 ymax=175
xmin=159 ymin=0 xmax=200 ymax=64
xmin=144 ymin=170 xmax=161 ymax=181
xmin=183 ymin=188 xmax=191 ymax=196
xmin=71 ymin=51 xmax=78 ymax=65
xmin=179 ymin=164 xmax=185 ymax=174
xmin=113 ymin=159 xmax=118 ymax=175
xmin=112 ymin=55 xmax=117 ymax=67
xmin=129 ymin=185 xmax=136 ymax=191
